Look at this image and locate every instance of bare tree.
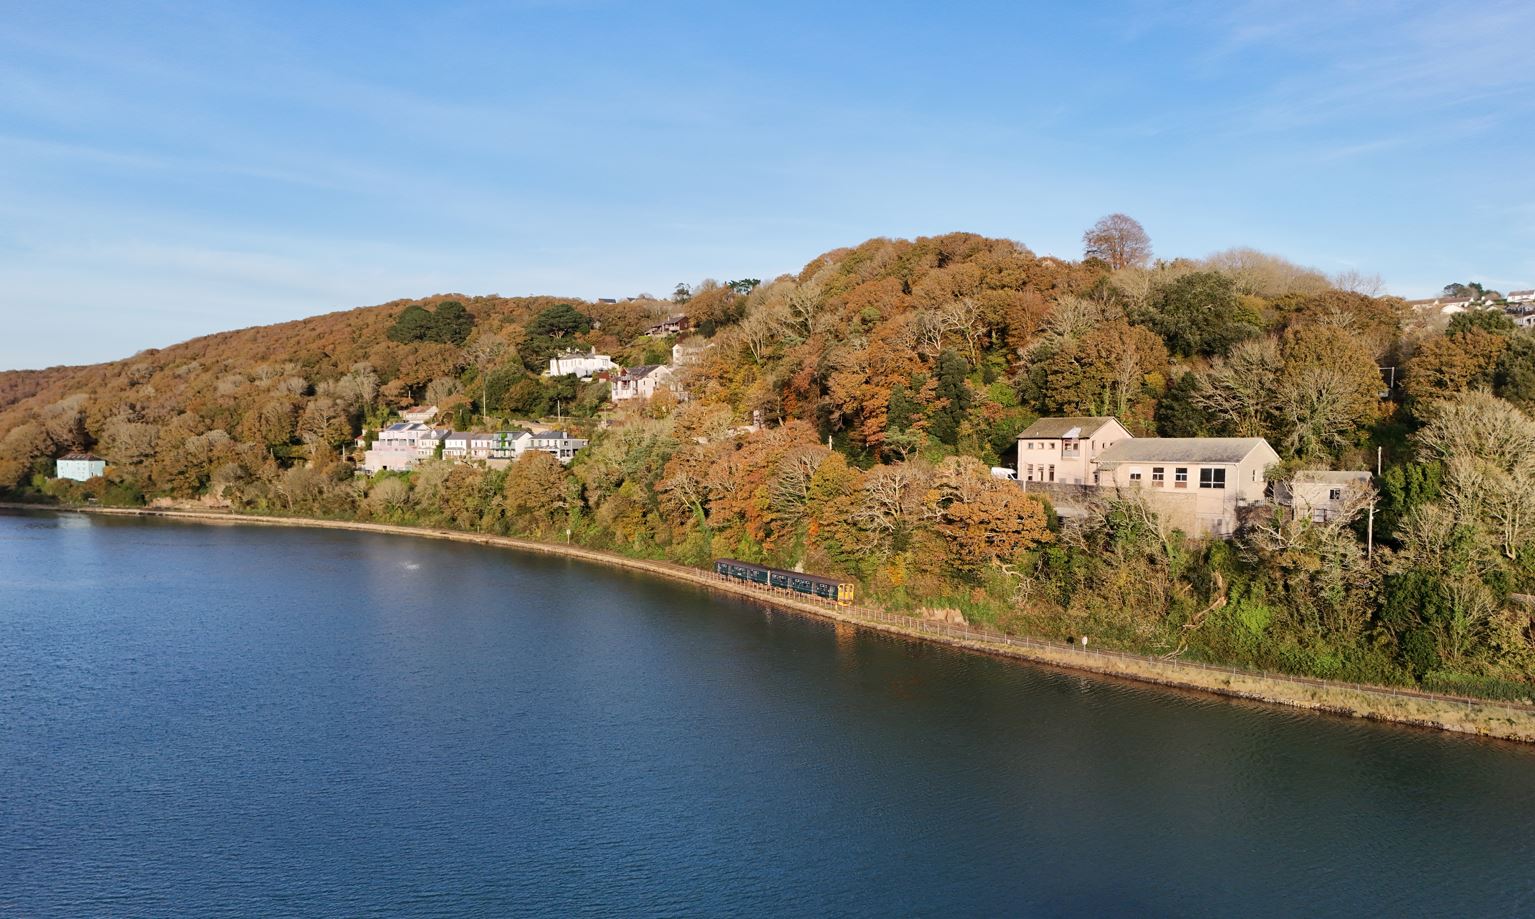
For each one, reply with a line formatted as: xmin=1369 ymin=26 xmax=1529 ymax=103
xmin=1415 ymin=391 xmax=1535 ymax=475
xmin=424 ymin=377 xmax=460 ymax=406
xmin=1333 ymin=269 xmax=1385 ymax=297
xmin=852 ymin=462 xmax=930 ymax=550
xmin=769 ymin=445 xmax=831 ymax=524
xmin=1193 ymin=339 xmax=1282 ymax=437
xmin=1202 ymin=247 xmax=1330 ymax=298
xmin=1032 ymin=295 xmax=1123 ymax=354
xmin=1275 ymin=364 xmax=1372 ymax=459
xmin=1082 ymin=213 xmax=1152 ymax=270
xmin=915 ymin=306 xmax=967 ymax=358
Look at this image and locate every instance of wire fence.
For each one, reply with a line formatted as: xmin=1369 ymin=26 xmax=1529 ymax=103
xmin=712 ymin=575 xmax=1535 ymax=714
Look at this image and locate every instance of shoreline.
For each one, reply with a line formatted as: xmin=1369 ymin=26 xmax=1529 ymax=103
xmin=9 ymin=501 xmax=1535 ymax=744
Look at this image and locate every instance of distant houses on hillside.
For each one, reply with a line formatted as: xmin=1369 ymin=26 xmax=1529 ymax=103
xmin=644 ymin=315 xmax=691 ymax=337
xmin=1407 ymin=285 xmax=1535 ymax=320
xmin=360 ymin=423 xmax=587 ymax=474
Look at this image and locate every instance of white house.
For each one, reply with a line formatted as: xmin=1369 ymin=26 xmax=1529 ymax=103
xmin=1015 ymin=417 xmax=1134 ymax=486
xmin=442 ymin=432 xmax=472 ymax=460
xmin=1407 ymin=296 xmax=1474 ymax=315
xmin=529 ymin=431 xmax=588 ymax=463
xmin=55 ymin=453 xmax=106 ymax=482
xmin=1274 ymin=470 xmax=1373 ymax=523
xmin=611 ymin=364 xmax=677 ymax=402
xmin=1507 ymin=289 xmax=1535 ymax=305
xmin=672 ymin=339 xmax=711 ymax=366
xmin=485 ymin=429 xmax=533 ymax=460
xmin=548 ymin=348 xmax=617 ymax=378
xmin=402 ymin=404 xmax=439 ymax=424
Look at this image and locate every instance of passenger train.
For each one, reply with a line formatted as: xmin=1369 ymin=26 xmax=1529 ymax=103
xmin=713 ymin=559 xmax=857 ymax=606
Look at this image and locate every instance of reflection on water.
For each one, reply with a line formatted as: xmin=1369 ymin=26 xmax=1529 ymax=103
xmin=2 ymin=509 xmax=1534 ymax=918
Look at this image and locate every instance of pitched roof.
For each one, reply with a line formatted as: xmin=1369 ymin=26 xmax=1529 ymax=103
xmin=1017 ymin=417 xmax=1121 ymax=439
xmin=619 ymin=364 xmax=666 ymax=380
xmin=59 ymin=452 xmax=103 ymax=461
xmin=1096 ymin=437 xmax=1276 ymax=465
xmin=1292 ymin=470 xmax=1372 ymax=484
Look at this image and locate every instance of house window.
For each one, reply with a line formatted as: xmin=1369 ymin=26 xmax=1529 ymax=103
xmin=1048 ymin=465 xmax=1055 ymax=483
xmin=1199 ymin=468 xmax=1226 ymax=489
xmin=1151 ymin=467 xmax=1164 ymax=484
xmin=1129 ymin=468 xmax=1142 ymax=482
xmin=1174 ymin=467 xmax=1189 ymax=487
xmin=1329 ymin=488 xmax=1343 ymax=501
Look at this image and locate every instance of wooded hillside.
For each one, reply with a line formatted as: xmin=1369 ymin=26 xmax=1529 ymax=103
xmin=8 ymin=225 xmax=1535 ymax=702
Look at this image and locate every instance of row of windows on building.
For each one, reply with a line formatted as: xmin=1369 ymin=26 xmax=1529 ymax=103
xmin=1019 ymin=464 xmax=1234 ymax=488
xmin=1128 ymin=467 xmax=1227 ymax=489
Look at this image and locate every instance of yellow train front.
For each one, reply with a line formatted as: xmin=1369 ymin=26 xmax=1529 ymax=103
xmin=714 ymin=559 xmax=856 ymax=606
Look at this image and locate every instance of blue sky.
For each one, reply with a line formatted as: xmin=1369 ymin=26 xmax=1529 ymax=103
xmin=2 ymin=0 xmax=1533 ymax=369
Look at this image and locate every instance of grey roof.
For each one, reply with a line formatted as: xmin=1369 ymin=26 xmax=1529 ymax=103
xmin=620 ymin=364 xmax=664 ymax=380
xmin=444 ymin=432 xmax=472 ymax=442
xmin=1292 ymin=470 xmax=1372 ymax=484
xmin=1096 ymin=437 xmax=1276 ymax=465
xmin=1017 ymin=417 xmax=1121 ymax=439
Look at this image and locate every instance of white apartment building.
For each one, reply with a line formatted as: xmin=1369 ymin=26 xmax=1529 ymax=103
xmin=548 ymin=348 xmax=617 ymax=379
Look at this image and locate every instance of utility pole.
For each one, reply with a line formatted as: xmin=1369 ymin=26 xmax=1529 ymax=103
xmin=1367 ymin=503 xmax=1375 ymax=560
xmin=1377 ymin=445 xmax=1383 ymax=477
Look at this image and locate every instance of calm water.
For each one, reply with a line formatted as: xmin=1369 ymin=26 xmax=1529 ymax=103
xmin=2 ymin=511 xmax=1534 ymax=917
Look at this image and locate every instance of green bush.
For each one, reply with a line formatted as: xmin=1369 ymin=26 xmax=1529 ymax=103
xmin=1421 ymin=670 xmax=1535 ymax=703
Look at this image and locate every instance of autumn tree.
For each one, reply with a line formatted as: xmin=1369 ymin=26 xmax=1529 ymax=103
xmin=1403 ymin=328 xmax=1506 ymax=404
xmin=1273 ymin=326 xmax=1382 ymax=459
xmin=928 ymin=457 xmax=1051 ymax=572
xmin=1082 ymin=213 xmax=1152 ymax=270
xmin=503 ymin=451 xmax=574 ymax=536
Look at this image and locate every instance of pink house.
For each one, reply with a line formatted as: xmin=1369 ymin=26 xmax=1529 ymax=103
xmin=1015 ymin=417 xmax=1133 ymax=486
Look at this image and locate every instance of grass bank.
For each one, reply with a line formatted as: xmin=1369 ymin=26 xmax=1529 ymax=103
xmin=10 ymin=502 xmax=1535 ymax=745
